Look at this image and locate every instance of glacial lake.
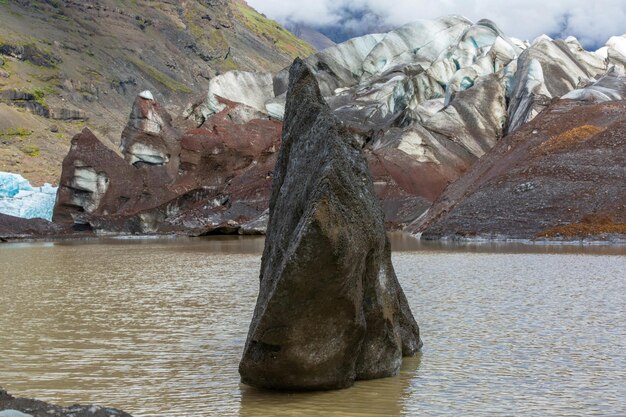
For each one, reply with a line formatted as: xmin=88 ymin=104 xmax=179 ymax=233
xmin=1 ymin=235 xmax=625 ymax=416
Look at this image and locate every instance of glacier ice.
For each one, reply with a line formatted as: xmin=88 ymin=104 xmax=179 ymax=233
xmin=274 ymin=33 xmax=386 ymax=97
xmin=562 ymin=72 xmax=626 ymax=101
xmin=361 ymin=16 xmax=471 ymax=76
xmin=0 ymin=172 xmax=57 ymax=220
xmin=606 ymin=36 xmax=626 ymax=60
xmin=0 ymin=172 xmax=33 ymax=198
xmin=184 ymin=15 xmax=625 ymax=186
xmin=184 ymin=71 xmax=275 ymax=126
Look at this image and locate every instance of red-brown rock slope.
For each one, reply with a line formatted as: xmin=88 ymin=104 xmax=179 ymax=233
xmin=409 ymin=96 xmax=626 ymax=241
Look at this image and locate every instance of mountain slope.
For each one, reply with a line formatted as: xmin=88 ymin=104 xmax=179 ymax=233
xmin=0 ymin=0 xmax=314 ymax=185
xmin=284 ymin=23 xmax=336 ymax=51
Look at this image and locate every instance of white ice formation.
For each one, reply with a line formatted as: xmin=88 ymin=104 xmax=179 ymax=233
xmin=0 ymin=172 xmax=57 ymax=220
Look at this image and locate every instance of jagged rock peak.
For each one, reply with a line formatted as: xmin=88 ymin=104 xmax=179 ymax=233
xmin=239 ymin=58 xmax=421 ymax=391
xmin=120 ymin=93 xmax=181 ymax=173
xmin=124 ymin=92 xmax=172 ymax=136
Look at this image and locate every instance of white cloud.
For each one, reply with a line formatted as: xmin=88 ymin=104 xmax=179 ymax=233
xmin=246 ymin=0 xmax=626 ymax=48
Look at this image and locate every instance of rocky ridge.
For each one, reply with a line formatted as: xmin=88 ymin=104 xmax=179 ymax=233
xmin=2 ymin=16 xmax=625 ymax=240
xmin=51 ymin=91 xmax=281 ymax=236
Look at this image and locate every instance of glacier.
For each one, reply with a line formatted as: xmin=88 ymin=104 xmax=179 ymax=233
xmin=175 ymin=16 xmax=625 ymax=228
xmin=185 ymin=17 xmax=626 ymax=173
xmin=0 ymin=172 xmax=57 ymax=220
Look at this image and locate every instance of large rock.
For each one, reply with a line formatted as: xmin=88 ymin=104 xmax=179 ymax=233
xmin=239 ymin=59 xmax=421 ymax=391
xmin=54 ymin=128 xmax=135 ymax=225
xmin=53 ymin=127 xmax=177 ymax=227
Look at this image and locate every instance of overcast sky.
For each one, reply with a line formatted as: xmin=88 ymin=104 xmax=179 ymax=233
xmin=247 ymin=0 xmax=626 ymax=49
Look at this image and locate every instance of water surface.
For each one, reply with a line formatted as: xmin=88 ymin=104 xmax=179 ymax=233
xmin=1 ymin=236 xmax=624 ymax=416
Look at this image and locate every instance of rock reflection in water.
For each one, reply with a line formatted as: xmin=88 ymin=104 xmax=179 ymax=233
xmin=239 ymin=355 xmax=421 ymax=417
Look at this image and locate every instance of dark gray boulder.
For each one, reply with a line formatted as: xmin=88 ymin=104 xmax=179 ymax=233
xmin=239 ymin=58 xmax=421 ymax=391
xmin=0 ymin=388 xmax=132 ymax=417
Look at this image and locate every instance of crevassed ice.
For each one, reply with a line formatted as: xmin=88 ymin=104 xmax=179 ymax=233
xmin=0 ymin=172 xmax=57 ymax=221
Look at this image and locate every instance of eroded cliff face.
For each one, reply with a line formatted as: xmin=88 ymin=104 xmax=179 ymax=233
xmin=408 ymin=73 xmax=626 ymax=241
xmin=53 ymin=93 xmax=281 ymax=235
xmin=239 ymin=59 xmax=420 ymax=391
xmin=120 ymin=92 xmax=182 ymax=176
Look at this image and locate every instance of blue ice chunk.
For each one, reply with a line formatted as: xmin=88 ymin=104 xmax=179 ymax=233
xmin=0 ymin=171 xmax=34 ymax=197
xmin=0 ymin=172 xmax=58 ymax=220
xmin=460 ymin=76 xmax=475 ymax=90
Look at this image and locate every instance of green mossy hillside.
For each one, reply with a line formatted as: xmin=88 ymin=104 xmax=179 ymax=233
xmin=235 ymin=2 xmax=315 ymax=59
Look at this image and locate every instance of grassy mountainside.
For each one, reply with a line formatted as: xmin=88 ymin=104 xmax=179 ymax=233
xmin=0 ymin=0 xmax=314 ymax=185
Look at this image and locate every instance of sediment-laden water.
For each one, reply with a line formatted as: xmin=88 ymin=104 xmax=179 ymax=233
xmin=1 ymin=236 xmax=624 ymax=416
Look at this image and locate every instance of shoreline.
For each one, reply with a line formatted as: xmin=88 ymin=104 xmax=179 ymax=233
xmin=413 ymin=232 xmax=626 ymax=247
xmin=2 ymin=230 xmax=626 ymax=248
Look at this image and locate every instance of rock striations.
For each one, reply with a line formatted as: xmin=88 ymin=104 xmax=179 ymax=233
xmin=52 ymin=91 xmax=281 ymax=236
xmin=239 ymin=59 xmax=421 ymax=391
xmin=408 ymin=73 xmax=626 ymax=241
xmin=120 ymin=92 xmax=182 ymax=178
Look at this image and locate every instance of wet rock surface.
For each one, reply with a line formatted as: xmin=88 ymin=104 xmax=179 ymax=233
xmin=409 ymin=79 xmax=626 ymax=241
xmin=239 ymin=59 xmax=421 ymax=391
xmin=0 ymin=388 xmax=132 ymax=417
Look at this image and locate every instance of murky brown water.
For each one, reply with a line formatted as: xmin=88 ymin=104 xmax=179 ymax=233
xmin=1 ymin=236 xmax=625 ymax=416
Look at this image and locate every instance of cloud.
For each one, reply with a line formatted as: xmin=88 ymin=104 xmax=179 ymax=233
xmin=246 ymin=0 xmax=626 ymax=48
